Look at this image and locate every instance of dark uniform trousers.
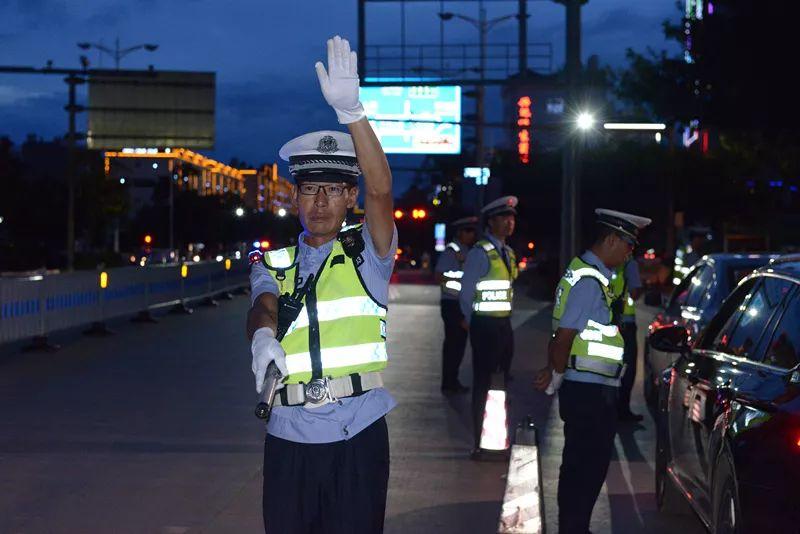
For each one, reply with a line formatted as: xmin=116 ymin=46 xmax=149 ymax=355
xmin=557 ymin=380 xmax=618 ymax=534
xmin=440 ymin=299 xmax=468 ymax=389
xmin=262 ymin=417 xmax=390 ymax=534
xmin=617 ymin=323 xmax=638 ymax=415
xmin=469 ymin=315 xmax=514 ymax=448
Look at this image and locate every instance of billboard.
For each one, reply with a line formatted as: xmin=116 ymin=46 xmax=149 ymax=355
xmin=87 ymin=70 xmax=215 ymax=150
xmin=361 ymin=86 xmax=461 ymax=154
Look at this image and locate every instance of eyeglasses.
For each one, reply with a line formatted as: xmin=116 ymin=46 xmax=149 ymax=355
xmin=298 ymin=183 xmax=350 ymax=197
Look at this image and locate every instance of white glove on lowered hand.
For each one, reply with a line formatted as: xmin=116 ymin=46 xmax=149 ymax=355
xmin=315 ymin=35 xmax=366 ymax=124
xmin=251 ymin=327 xmax=288 ymax=394
xmin=545 ymin=370 xmax=565 ymax=396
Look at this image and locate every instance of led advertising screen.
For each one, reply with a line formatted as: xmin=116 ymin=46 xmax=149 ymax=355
xmin=361 ymin=86 xmax=461 ymax=154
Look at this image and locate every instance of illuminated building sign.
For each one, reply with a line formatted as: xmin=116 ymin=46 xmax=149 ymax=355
xmin=517 ymin=96 xmax=531 ymax=164
xmin=464 ymin=167 xmax=490 ymax=186
xmin=360 ymin=86 xmax=461 ymax=154
xmin=434 ymin=223 xmax=446 ymax=252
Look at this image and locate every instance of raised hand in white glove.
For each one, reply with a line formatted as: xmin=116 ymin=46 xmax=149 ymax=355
xmin=251 ymin=327 xmax=288 ymax=394
xmin=315 ymin=35 xmax=365 ymax=124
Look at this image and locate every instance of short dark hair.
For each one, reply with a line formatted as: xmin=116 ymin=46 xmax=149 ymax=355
xmin=593 ymin=224 xmax=618 ymax=245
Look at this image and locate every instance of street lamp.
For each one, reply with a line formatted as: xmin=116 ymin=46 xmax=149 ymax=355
xmin=277 ymin=208 xmax=287 ymax=218
xmin=576 ymin=111 xmax=596 ymax=131
xmin=77 ymin=38 xmax=159 ymax=69
xmin=235 ymin=207 xmax=245 ymax=217
xmin=438 ymin=8 xmax=516 ymax=212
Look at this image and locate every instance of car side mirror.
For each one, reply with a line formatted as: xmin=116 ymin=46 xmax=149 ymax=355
xmin=644 ymin=289 xmax=663 ymax=307
xmin=650 ymin=325 xmax=688 ymax=353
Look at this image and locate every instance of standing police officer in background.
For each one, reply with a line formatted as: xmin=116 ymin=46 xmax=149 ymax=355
xmin=460 ymin=196 xmax=518 ymax=453
xmin=534 ymin=208 xmax=650 ymax=534
xmin=246 ymin=36 xmax=397 ymax=534
xmin=610 ymin=257 xmax=644 ymax=422
xmin=435 ymin=216 xmax=478 ymax=394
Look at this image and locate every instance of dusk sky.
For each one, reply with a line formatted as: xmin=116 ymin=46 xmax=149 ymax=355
xmin=0 ymin=0 xmax=680 ymax=192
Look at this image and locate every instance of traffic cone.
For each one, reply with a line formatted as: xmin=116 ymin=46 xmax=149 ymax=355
xmin=474 ymin=372 xmax=510 ymax=461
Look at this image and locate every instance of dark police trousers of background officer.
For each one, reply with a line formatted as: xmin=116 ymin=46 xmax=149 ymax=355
xmin=441 ymin=300 xmax=468 ymax=390
xmin=469 ymin=316 xmax=513 ymax=447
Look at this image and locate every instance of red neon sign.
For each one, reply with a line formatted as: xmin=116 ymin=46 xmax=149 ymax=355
xmin=517 ymin=96 xmax=531 ymax=164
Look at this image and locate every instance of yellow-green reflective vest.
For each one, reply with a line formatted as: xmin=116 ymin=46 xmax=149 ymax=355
xmin=441 ymin=242 xmax=465 ymax=298
xmin=472 ymin=238 xmax=518 ymax=317
xmin=609 ymin=262 xmax=635 ymax=322
xmin=263 ymin=231 xmax=388 ymax=385
xmin=552 ymin=257 xmax=625 ymax=379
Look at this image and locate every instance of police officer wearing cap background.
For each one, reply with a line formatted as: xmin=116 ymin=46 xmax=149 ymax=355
xmin=246 ymin=35 xmax=396 ymax=534
xmin=459 ymin=195 xmax=518 ymax=453
xmin=534 ymin=208 xmax=650 ymax=533
xmin=435 ymin=216 xmax=478 ymax=394
xmin=610 ymin=255 xmax=644 ymax=422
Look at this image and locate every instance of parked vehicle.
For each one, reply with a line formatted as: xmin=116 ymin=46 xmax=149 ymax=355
xmin=653 ymin=255 xmax=800 ymax=532
xmin=643 ymin=254 xmax=777 ymax=406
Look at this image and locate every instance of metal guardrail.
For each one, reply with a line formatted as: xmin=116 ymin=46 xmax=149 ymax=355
xmin=0 ymin=258 xmax=250 ymax=346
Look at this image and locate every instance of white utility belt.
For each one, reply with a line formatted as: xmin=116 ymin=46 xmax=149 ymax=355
xmin=274 ymin=371 xmax=383 ymax=409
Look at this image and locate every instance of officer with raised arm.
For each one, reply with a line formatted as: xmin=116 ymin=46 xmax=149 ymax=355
xmin=246 ymin=35 xmax=397 ymax=534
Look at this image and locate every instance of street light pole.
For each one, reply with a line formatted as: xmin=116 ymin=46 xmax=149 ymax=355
xmin=77 ymin=38 xmax=158 ymax=70
xmin=65 ymin=74 xmax=85 ymax=272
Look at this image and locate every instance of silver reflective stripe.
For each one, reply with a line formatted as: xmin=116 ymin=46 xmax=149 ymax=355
xmin=571 ymin=355 xmax=622 ymax=376
xmin=285 ymin=342 xmax=388 ymax=374
xmin=447 ymin=242 xmax=461 ymax=252
xmin=266 ymin=249 xmax=293 ymax=269
xmin=285 ymin=296 xmax=386 ymax=334
xmin=473 ymin=301 xmax=513 ymax=312
xmin=579 ymin=329 xmax=603 ymax=342
xmin=565 ymin=267 xmax=609 ymax=287
xmin=476 ymin=279 xmax=512 ymax=291
xmin=586 ymin=320 xmax=619 ymax=337
xmin=443 ymin=270 xmax=464 ymax=279
xmin=482 ymin=243 xmax=494 ymax=251
xmin=587 ymin=342 xmax=624 ymax=361
xmin=445 ymin=281 xmax=462 ymax=291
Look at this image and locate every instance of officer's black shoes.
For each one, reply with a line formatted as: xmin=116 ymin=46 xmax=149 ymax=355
xmin=441 ymin=382 xmax=470 ymax=395
xmin=618 ymin=411 xmax=644 ymax=423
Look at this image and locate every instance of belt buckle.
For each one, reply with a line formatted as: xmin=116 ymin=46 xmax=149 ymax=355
xmin=304 ymin=377 xmax=335 ymax=407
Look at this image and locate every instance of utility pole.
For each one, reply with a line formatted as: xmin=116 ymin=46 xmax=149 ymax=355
xmin=558 ymin=0 xmax=587 ymax=272
xmin=64 ymin=74 xmax=85 ymax=272
xmin=476 ymin=5 xmax=487 ymax=212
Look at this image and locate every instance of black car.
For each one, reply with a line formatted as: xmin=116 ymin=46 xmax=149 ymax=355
xmin=653 ymin=255 xmax=800 ymax=532
xmin=643 ymin=254 xmax=777 ymax=406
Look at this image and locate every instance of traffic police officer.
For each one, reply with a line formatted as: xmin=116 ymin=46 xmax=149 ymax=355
xmin=246 ymin=36 xmax=397 ymax=534
xmin=435 ymin=215 xmax=478 ymax=394
xmin=534 ymin=208 xmax=651 ymax=534
xmin=460 ymin=196 xmax=518 ymax=453
xmin=610 ymin=257 xmax=644 ymax=421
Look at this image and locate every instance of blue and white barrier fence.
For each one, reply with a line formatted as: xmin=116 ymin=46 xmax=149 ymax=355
xmin=0 ymin=258 xmax=250 ymax=345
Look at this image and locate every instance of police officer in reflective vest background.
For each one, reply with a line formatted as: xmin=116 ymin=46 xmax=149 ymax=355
xmin=459 ymin=196 xmax=518 ymax=454
xmin=246 ymin=36 xmax=397 ymax=534
xmin=610 ymin=256 xmax=644 ymax=422
xmin=534 ymin=208 xmax=650 ymax=534
xmin=435 ymin=216 xmax=478 ymax=394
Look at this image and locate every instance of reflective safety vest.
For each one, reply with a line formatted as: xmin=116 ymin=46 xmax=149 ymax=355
xmin=472 ymin=238 xmax=518 ymax=317
xmin=609 ymin=262 xmax=635 ymax=323
xmin=552 ymin=257 xmax=625 ymax=380
xmin=262 ymin=230 xmax=388 ymax=385
xmin=441 ymin=242 xmax=466 ymax=298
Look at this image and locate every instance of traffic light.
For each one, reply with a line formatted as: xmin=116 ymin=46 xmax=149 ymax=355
xmin=411 ymin=209 xmax=427 ymax=220
xmin=394 ymin=209 xmax=404 ymax=220
xmin=143 ymin=234 xmax=153 ymax=245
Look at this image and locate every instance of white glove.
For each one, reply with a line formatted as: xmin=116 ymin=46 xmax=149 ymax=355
xmin=315 ymin=35 xmax=365 ymax=124
xmin=545 ymin=370 xmax=565 ymax=396
xmin=251 ymin=327 xmax=288 ymax=393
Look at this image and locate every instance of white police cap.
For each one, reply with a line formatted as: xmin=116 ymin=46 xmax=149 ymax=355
xmin=278 ymin=130 xmax=360 ymax=183
xmin=481 ymin=195 xmax=518 ymax=218
xmin=595 ymin=208 xmax=652 ymax=241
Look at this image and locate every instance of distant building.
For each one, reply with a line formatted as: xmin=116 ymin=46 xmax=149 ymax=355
xmin=104 ymin=148 xmax=295 ymax=216
xmin=501 ymin=73 xmax=568 ymax=155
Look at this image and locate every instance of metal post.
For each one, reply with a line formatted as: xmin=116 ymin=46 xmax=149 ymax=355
xmin=559 ymin=0 xmax=585 ymax=272
xmin=518 ymin=0 xmax=528 ymax=74
xmin=169 ymin=174 xmax=174 ymax=254
xmin=357 ymin=0 xmax=366 ymax=77
xmin=476 ymin=5 xmax=487 ymax=212
xmin=64 ymin=74 xmax=84 ymax=272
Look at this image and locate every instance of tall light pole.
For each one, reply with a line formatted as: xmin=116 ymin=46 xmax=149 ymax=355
xmin=439 ymin=7 xmax=516 ymax=212
xmin=77 ymin=38 xmax=158 ymax=70
xmin=556 ymin=0 xmax=588 ymax=272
